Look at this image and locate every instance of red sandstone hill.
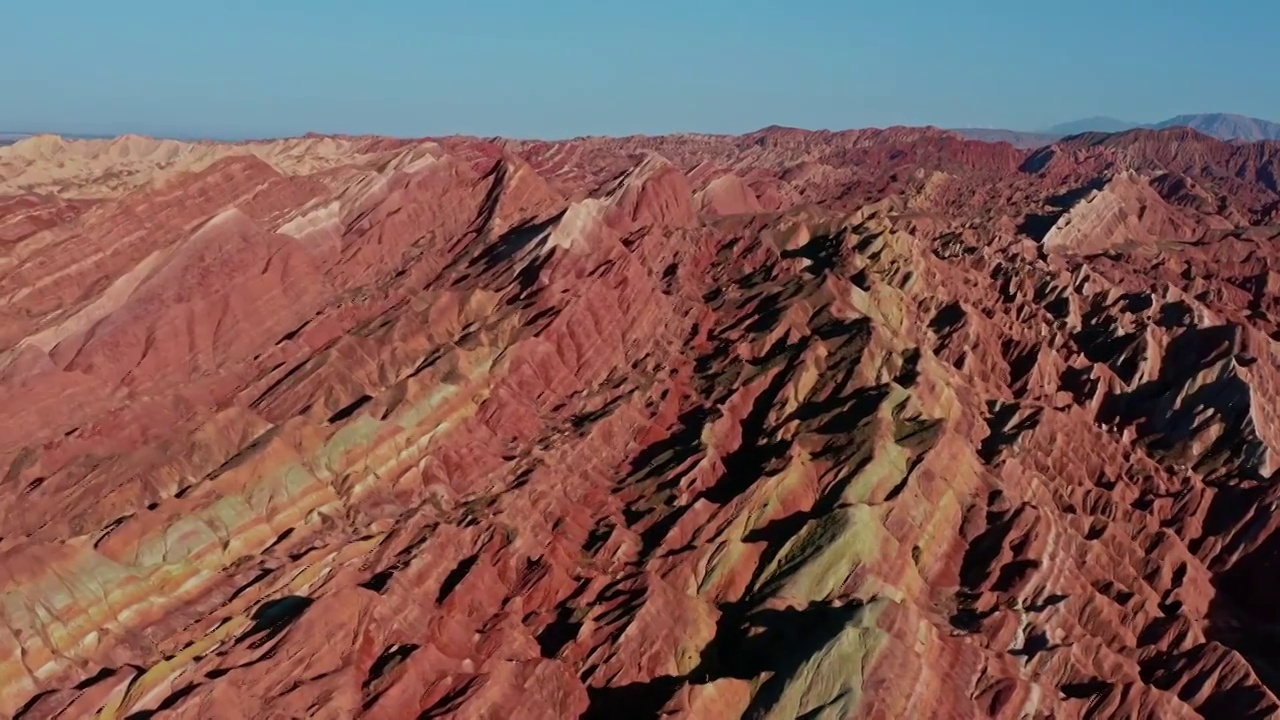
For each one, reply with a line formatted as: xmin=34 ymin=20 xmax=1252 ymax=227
xmin=2 ymin=126 xmax=1280 ymax=719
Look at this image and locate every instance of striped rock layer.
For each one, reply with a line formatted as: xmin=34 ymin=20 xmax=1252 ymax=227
xmin=1 ymin=127 xmax=1280 ymax=719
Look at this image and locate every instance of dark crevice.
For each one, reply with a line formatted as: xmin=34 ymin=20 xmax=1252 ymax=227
xmin=437 ymin=554 xmax=480 ymax=605
xmin=123 ymin=682 xmax=202 ymax=719
xmin=536 ymin=606 xmax=583 ymax=659
xmin=361 ymin=569 xmax=396 ymax=594
xmin=275 ymin=318 xmax=311 ymax=345
xmin=414 ymin=676 xmax=483 ymax=719
xmin=73 ymin=665 xmax=120 ymax=690
xmin=241 ymin=595 xmax=314 ymax=645
xmin=327 ymin=394 xmax=373 ymax=424
xmin=226 ymin=567 xmax=277 ymax=604
xmin=249 ymin=358 xmax=316 ymax=409
xmin=362 ymin=643 xmax=420 ymax=691
xmin=582 ymin=677 xmax=685 ymax=720
xmin=1061 ymin=679 xmax=1112 ymax=699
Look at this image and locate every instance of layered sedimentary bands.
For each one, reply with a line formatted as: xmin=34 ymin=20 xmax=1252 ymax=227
xmin=1 ymin=125 xmax=1280 ymax=719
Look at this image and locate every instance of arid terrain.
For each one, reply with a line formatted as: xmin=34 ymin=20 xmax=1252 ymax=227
xmin=1 ymin=124 xmax=1280 ymax=719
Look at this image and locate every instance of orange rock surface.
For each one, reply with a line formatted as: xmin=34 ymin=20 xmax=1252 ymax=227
xmin=2 ymin=126 xmax=1280 ymax=718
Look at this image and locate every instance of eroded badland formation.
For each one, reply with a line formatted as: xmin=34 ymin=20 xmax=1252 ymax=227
xmin=2 ymin=124 xmax=1280 ymax=719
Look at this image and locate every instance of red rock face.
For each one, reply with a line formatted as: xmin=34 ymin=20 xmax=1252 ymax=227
xmin=2 ymin=126 xmax=1280 ymax=719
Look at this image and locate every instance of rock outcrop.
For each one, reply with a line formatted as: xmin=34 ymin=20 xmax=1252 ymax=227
xmin=1040 ymin=172 xmax=1203 ymax=256
xmin=2 ymin=126 xmax=1280 ymax=719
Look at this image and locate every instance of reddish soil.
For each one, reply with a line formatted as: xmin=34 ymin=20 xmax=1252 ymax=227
xmin=2 ymin=126 xmax=1280 ymax=718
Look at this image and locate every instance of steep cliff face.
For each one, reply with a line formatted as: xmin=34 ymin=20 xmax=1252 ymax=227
xmin=2 ymin=128 xmax=1280 ymax=719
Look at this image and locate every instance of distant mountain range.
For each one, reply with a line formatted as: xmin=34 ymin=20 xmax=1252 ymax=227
xmin=955 ymin=113 xmax=1280 ymax=148
xmin=6 ymin=114 xmax=1278 ymax=152
xmin=0 ymin=131 xmax=120 ymax=146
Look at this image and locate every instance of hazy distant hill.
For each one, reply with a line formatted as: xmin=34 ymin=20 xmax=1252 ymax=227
xmin=1044 ymin=116 xmax=1140 ymax=135
xmin=0 ymin=131 xmax=123 ymax=145
xmin=948 ymin=128 xmax=1061 ymax=148
xmin=1151 ymin=113 xmax=1280 ymax=141
xmin=955 ymin=112 xmax=1280 ymax=145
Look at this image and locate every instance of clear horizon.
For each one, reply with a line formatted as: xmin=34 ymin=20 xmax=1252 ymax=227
xmin=4 ymin=0 xmax=1275 ymax=141
xmin=2 ymin=111 xmax=1274 ymax=144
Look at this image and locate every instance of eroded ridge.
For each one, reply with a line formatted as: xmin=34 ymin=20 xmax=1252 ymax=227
xmin=1 ymin=126 xmax=1280 ymax=718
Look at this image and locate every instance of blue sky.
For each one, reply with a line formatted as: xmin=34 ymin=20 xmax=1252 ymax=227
xmin=2 ymin=0 xmax=1275 ymax=139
